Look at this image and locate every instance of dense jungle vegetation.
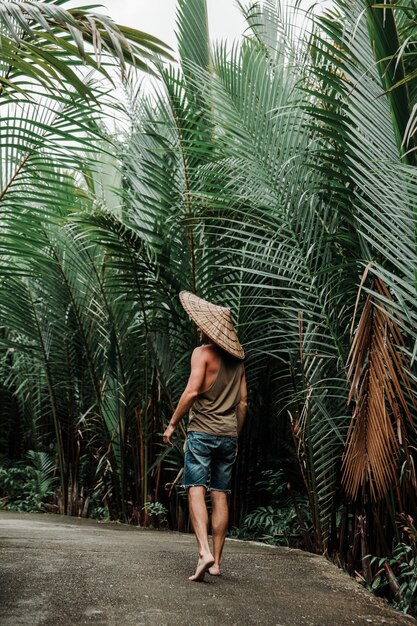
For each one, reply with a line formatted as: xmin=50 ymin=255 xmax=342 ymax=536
xmin=1 ymin=0 xmax=417 ymax=614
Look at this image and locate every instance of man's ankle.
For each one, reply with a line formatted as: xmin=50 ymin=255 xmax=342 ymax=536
xmin=198 ymin=550 xmax=213 ymax=558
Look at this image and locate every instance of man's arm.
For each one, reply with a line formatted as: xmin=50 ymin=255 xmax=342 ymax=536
xmin=163 ymin=348 xmax=207 ymax=446
xmin=236 ymin=368 xmax=247 ymax=436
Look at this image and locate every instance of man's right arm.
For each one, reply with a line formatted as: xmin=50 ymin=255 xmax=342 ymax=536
xmin=163 ymin=347 xmax=206 ymax=446
xmin=236 ymin=368 xmax=247 ymax=436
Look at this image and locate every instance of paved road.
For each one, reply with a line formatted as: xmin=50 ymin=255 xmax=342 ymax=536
xmin=0 ymin=511 xmax=415 ymax=626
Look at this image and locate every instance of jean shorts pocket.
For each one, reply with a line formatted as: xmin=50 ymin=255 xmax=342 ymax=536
xmin=187 ymin=432 xmax=207 ymax=454
xmin=187 ymin=432 xmax=197 ymax=451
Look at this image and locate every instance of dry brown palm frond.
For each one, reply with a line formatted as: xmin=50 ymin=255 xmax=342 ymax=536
xmin=341 ymin=276 xmax=417 ymax=501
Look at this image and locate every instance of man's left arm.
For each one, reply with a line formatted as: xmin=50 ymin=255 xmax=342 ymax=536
xmin=163 ymin=348 xmax=206 ymax=446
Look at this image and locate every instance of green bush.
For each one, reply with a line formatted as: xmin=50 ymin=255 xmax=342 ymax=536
xmin=0 ymin=451 xmax=56 ymax=512
xmin=370 ymin=519 xmax=417 ymax=616
xmin=143 ymin=501 xmax=168 ymax=528
xmin=232 ymin=470 xmax=311 ymax=546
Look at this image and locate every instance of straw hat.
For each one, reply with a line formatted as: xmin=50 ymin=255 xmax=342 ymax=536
xmin=179 ymin=291 xmax=245 ymax=360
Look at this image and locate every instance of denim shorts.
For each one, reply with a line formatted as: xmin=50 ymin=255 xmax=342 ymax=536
xmin=183 ymin=431 xmax=238 ymax=493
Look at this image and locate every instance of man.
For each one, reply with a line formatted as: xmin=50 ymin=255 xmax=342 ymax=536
xmin=163 ymin=291 xmax=247 ymax=582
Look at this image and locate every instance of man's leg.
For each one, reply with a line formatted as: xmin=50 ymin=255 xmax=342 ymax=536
xmin=208 ymin=490 xmax=229 ymax=576
xmin=188 ymin=486 xmax=215 ymax=581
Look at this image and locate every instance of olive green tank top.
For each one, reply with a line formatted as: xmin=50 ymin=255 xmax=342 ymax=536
xmin=188 ymin=352 xmax=243 ymax=437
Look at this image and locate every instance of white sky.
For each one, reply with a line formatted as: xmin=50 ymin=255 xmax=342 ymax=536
xmin=90 ymin=0 xmax=246 ymax=54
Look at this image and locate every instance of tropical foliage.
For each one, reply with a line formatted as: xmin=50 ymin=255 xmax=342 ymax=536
xmin=1 ymin=0 xmax=417 ymax=611
xmin=0 ymin=450 xmax=56 ymax=511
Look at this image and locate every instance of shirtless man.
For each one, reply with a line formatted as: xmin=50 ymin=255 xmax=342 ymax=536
xmin=163 ymin=291 xmax=247 ymax=582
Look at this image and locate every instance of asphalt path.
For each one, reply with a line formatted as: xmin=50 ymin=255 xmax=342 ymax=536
xmin=0 ymin=511 xmax=415 ymax=626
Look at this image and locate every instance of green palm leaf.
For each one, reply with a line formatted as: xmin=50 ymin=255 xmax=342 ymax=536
xmin=0 ymin=0 xmax=173 ymax=100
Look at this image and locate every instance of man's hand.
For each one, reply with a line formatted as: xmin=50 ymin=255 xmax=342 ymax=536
xmin=163 ymin=423 xmax=176 ymax=446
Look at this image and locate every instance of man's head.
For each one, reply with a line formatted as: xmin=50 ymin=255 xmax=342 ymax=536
xmin=179 ymin=291 xmax=245 ymax=360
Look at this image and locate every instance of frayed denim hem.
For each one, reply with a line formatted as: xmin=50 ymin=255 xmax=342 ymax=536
xmin=182 ymin=484 xmax=207 ymax=490
xmin=182 ymin=484 xmax=231 ymax=494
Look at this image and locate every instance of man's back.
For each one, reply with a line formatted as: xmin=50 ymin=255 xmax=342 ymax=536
xmin=188 ymin=346 xmax=243 ymax=437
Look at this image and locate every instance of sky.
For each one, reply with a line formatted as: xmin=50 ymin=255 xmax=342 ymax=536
xmin=81 ymin=0 xmax=247 ymax=53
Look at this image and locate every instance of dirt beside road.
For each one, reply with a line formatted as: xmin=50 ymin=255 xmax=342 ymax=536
xmin=0 ymin=511 xmax=415 ymax=626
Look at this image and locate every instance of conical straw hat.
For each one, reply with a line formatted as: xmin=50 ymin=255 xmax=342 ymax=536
xmin=179 ymin=291 xmax=245 ymax=360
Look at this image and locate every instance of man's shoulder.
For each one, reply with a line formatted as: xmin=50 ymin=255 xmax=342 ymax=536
xmin=192 ymin=344 xmax=218 ymax=362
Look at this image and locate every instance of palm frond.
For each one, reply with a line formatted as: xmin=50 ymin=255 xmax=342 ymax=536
xmin=0 ymin=0 xmax=173 ymax=101
xmin=342 ymin=276 xmax=417 ymax=500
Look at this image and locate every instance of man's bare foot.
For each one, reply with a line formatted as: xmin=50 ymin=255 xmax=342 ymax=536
xmin=208 ymin=564 xmax=221 ymax=576
xmin=189 ymin=554 xmax=215 ymax=582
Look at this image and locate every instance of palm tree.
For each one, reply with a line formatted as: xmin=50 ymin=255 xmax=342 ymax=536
xmin=1 ymin=1 xmax=417 ymax=596
xmin=0 ymin=0 xmax=172 ymax=514
xmin=93 ymin=0 xmax=355 ymax=547
xmin=309 ymin=0 xmax=417 ymax=554
xmin=81 ymin=0 xmax=417 ymax=559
